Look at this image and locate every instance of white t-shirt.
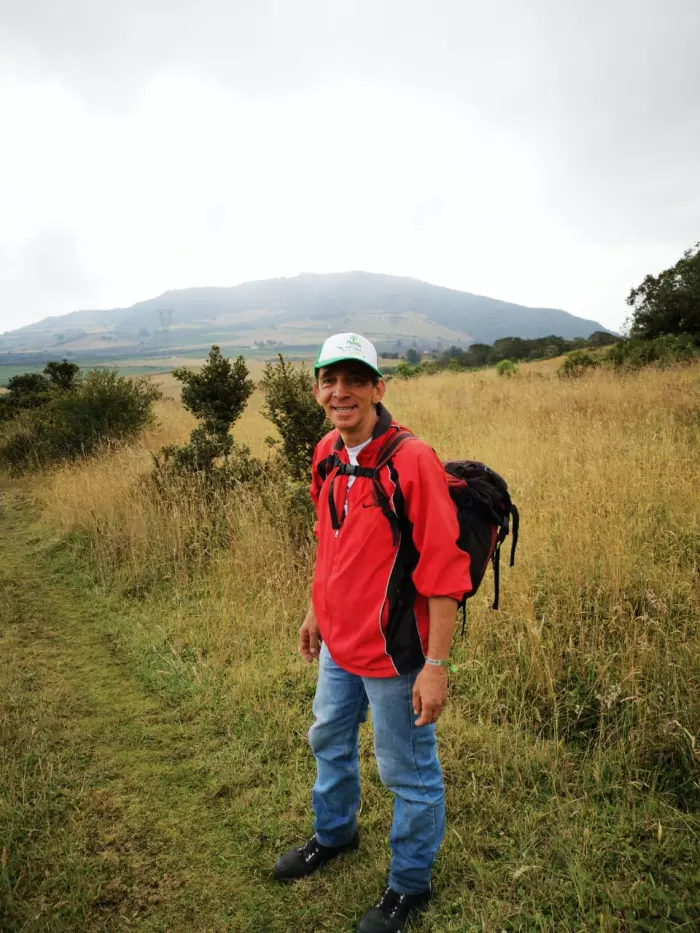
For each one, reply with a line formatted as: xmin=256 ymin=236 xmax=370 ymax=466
xmin=345 ymin=437 xmax=372 ymax=513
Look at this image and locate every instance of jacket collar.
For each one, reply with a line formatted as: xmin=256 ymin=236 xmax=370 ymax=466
xmin=332 ymin=402 xmax=393 ymax=451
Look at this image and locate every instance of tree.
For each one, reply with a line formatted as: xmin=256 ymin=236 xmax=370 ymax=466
xmin=5 ymin=372 xmax=50 ymax=409
xmin=165 ymin=346 xmax=255 ymax=473
xmin=627 ymin=243 xmax=700 ymax=339
xmin=405 ymin=348 xmax=420 ymax=364
xmin=463 ymin=343 xmax=491 ymax=367
xmin=587 ymin=331 xmax=618 ymax=348
xmin=261 ymin=355 xmax=330 ymax=480
xmin=173 ymin=346 xmax=254 ymax=429
xmin=44 ymin=359 xmax=80 ymax=390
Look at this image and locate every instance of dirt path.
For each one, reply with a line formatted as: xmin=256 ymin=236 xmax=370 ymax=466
xmin=0 ymin=486 xmax=260 ymax=932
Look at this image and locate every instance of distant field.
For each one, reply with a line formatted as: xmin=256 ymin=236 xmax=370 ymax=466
xmin=0 ymin=351 xmax=401 ymax=388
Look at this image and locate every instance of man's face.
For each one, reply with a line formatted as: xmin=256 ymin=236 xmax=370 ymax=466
xmin=314 ymin=360 xmax=385 ymax=434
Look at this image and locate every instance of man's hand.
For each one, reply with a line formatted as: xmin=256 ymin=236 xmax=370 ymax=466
xmin=412 ymin=665 xmax=448 ymax=726
xmin=299 ymin=607 xmax=322 ymax=662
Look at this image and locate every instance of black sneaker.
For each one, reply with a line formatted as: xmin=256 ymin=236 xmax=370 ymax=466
xmin=273 ymin=832 xmax=359 ymax=881
xmin=356 ymin=885 xmax=431 ymax=933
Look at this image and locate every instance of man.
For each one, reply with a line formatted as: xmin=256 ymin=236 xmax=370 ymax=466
xmin=274 ymin=333 xmax=471 ymax=933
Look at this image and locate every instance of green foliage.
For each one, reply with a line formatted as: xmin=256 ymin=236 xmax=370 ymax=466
xmin=605 ymin=333 xmax=700 ymax=370
xmin=5 ymin=371 xmax=51 ymax=410
xmin=587 ymin=330 xmax=619 ymax=348
xmin=628 ymin=242 xmax=700 ymax=339
xmin=558 ymin=350 xmax=601 ymax=379
xmin=405 ymin=347 xmax=420 ymax=364
xmin=463 ymin=342 xmax=491 ymax=367
xmin=260 ymin=355 xmax=330 ymax=481
xmin=0 ymin=359 xmax=80 ymax=422
xmin=393 ymin=361 xmax=419 ymax=379
xmin=0 ymin=370 xmax=161 ymax=473
xmin=496 ymin=358 xmax=518 ymax=377
xmin=417 ymin=359 xmax=439 ymax=375
xmin=44 ymin=358 xmax=80 ymax=390
xmin=161 ymin=346 xmax=256 ymax=478
xmin=432 ymin=333 xmax=619 ymax=374
xmin=156 ymin=437 xmax=264 ymax=489
xmin=173 ymin=345 xmax=255 ymax=429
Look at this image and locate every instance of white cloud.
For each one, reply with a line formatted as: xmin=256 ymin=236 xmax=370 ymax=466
xmin=1 ymin=0 xmax=699 ymax=334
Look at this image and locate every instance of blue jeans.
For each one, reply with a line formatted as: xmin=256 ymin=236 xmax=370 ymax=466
xmin=308 ymin=643 xmax=445 ymax=894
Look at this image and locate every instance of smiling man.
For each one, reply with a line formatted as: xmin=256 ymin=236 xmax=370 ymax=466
xmin=274 ymin=333 xmax=471 ymax=933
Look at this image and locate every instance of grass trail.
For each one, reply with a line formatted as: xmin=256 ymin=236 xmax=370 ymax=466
xmin=0 ymin=485 xmax=294 ymax=933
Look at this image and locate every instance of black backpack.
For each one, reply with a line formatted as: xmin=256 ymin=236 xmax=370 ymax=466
xmin=319 ymin=429 xmax=519 ymax=618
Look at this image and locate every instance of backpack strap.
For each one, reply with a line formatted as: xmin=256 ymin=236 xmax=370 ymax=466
xmin=509 ymin=504 xmax=520 ymax=567
xmin=323 ymin=428 xmax=417 ymax=541
xmin=316 ymin=432 xmax=345 ymax=481
xmin=368 ymin=430 xmax=417 ymax=546
xmin=491 ymin=541 xmax=501 ymax=610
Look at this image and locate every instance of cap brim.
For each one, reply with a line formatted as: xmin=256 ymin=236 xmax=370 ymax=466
xmin=314 ymin=354 xmax=383 ymax=378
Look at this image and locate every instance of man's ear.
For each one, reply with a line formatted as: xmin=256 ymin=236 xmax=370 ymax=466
xmin=372 ymin=379 xmax=386 ymax=404
xmin=312 ymin=381 xmax=321 ymax=403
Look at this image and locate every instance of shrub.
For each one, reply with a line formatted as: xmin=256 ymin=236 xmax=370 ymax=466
xmin=605 ymin=334 xmax=699 ymax=370
xmin=0 ymin=370 xmax=161 ymax=473
xmin=0 ymin=359 xmax=80 ymax=422
xmin=496 ymin=359 xmax=518 ymax=377
xmin=558 ymin=350 xmax=601 ymax=379
xmin=393 ymin=362 xmax=419 ymax=379
xmin=260 ymin=355 xmax=330 ymax=481
xmin=4 ymin=372 xmax=51 ymax=412
xmin=173 ymin=346 xmax=254 ymax=427
xmin=44 ymin=358 xmax=80 ymax=390
xmin=162 ymin=346 xmax=255 ymax=476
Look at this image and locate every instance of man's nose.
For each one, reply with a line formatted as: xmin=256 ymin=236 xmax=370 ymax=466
xmin=332 ymin=378 xmax=352 ymax=396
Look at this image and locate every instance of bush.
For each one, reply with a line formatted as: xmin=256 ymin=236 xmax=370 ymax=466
xmin=558 ymin=350 xmax=601 ymax=379
xmin=393 ymin=362 xmax=419 ymax=379
xmin=605 ymin=334 xmax=699 ymax=370
xmin=3 ymin=372 xmax=51 ymax=413
xmin=173 ymin=346 xmax=254 ymax=427
xmin=0 ymin=370 xmax=161 ymax=473
xmin=496 ymin=359 xmax=518 ymax=377
xmin=162 ymin=346 xmax=255 ymax=477
xmin=44 ymin=359 xmax=80 ymax=390
xmin=0 ymin=359 xmax=80 ymax=422
xmin=260 ymin=355 xmax=330 ymax=481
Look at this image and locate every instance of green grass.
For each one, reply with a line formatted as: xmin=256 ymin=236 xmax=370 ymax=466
xmin=1 ymin=484 xmax=699 ymax=932
xmin=0 ymin=363 xmax=177 ymax=387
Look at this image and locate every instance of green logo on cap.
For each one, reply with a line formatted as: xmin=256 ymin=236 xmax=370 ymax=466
xmin=344 ymin=335 xmax=363 ymax=353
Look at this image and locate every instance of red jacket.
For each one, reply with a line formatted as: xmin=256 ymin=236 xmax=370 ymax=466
xmin=310 ymin=403 xmax=472 ymax=677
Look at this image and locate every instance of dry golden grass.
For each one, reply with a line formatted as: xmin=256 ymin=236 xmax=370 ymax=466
xmin=40 ymin=363 xmax=700 ymax=746
xmin=13 ymin=359 xmax=700 ymax=930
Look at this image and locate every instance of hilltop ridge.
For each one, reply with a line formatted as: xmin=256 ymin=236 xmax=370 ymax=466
xmin=2 ymin=271 xmax=612 ymax=356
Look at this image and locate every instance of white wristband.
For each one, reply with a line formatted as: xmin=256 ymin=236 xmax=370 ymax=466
xmin=424 ymin=657 xmax=451 ymax=667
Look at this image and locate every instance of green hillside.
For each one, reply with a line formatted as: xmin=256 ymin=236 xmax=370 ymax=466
xmin=1 ymin=272 xmax=613 ymax=361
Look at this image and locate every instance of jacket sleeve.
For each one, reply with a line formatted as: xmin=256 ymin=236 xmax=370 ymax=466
xmin=399 ymin=441 xmax=472 ymax=601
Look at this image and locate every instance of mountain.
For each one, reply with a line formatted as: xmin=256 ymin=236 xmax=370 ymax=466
xmin=1 ymin=272 xmax=613 ymax=356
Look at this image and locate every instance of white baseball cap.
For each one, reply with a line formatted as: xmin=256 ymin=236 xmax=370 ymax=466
xmin=314 ymin=332 xmax=383 ymax=378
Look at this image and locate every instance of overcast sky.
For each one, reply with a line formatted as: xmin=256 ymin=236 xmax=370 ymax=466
xmin=1 ymin=0 xmax=698 ymax=333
